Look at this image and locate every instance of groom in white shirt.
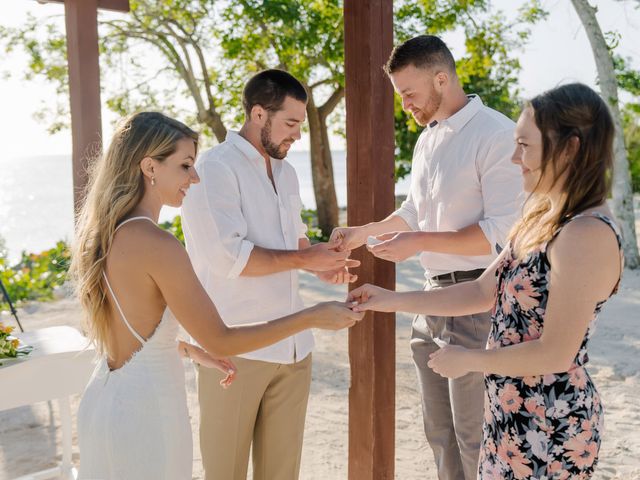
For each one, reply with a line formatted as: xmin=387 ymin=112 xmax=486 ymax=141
xmin=331 ymin=36 xmax=522 ymax=479
xmin=181 ymin=69 xmax=357 ymax=480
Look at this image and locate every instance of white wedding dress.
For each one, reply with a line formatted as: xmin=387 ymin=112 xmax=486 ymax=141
xmin=77 ymin=217 xmax=192 ymax=479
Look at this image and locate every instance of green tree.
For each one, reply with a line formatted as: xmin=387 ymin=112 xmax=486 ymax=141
xmin=615 ymin=55 xmax=640 ymax=193
xmin=623 ymin=105 xmax=640 ymax=193
xmin=0 ymin=1 xmax=230 ymax=140
xmin=1 ymin=0 xmax=545 ymax=237
xmin=571 ymin=0 xmax=639 ymax=268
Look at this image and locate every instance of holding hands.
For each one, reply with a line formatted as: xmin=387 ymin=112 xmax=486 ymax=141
xmin=347 ymin=284 xmax=475 ymax=380
xmin=300 ymin=239 xmax=357 ymax=272
xmin=329 ymin=225 xmax=423 ymax=264
xmin=310 ymin=301 xmax=366 ymax=329
xmin=187 ymin=345 xmax=238 ymax=388
xmin=347 ymin=283 xmax=400 ymax=313
xmin=302 ymin=237 xmax=360 ymax=284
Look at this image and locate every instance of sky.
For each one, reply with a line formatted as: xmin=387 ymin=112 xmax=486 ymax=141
xmin=0 ymin=0 xmax=639 ymax=157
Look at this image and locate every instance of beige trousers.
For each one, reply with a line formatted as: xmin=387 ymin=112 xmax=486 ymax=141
xmin=197 ymin=354 xmax=312 ymax=480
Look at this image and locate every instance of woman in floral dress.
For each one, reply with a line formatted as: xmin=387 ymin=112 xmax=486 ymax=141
xmin=347 ymin=83 xmax=623 ymax=479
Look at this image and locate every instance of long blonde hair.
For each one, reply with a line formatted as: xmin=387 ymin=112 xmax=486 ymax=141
xmin=69 ymin=112 xmax=198 ymax=357
xmin=509 ymin=83 xmax=614 ymax=259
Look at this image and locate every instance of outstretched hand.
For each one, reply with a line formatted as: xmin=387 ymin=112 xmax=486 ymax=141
xmin=301 ymin=239 xmax=356 ymax=272
xmin=330 ymin=226 xmax=367 ymax=252
xmin=367 ymin=231 xmax=423 ymax=263
xmin=315 ymin=259 xmax=360 ymax=284
xmin=312 ymin=301 xmax=366 ymax=329
xmin=346 ymin=283 xmax=398 ymax=313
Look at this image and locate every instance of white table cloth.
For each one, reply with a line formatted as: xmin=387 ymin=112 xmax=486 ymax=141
xmin=0 ymin=326 xmax=95 ymax=480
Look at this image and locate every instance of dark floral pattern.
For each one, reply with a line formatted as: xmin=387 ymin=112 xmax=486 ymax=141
xmin=478 ymin=213 xmax=622 ymax=479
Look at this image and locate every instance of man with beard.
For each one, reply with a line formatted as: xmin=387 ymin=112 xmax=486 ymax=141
xmin=330 ymin=36 xmax=522 ymax=479
xmin=181 ymin=69 xmax=358 ymax=480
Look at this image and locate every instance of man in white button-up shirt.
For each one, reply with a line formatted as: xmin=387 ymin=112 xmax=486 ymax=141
xmin=331 ymin=36 xmax=522 ymax=479
xmin=181 ymin=70 xmax=357 ymax=480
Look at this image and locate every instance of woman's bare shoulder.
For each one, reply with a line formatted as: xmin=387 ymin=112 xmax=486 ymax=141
xmin=549 ymin=208 xmax=621 ymax=296
xmin=110 ymin=219 xmax=186 ymax=266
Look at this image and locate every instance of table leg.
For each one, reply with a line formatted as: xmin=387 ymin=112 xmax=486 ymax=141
xmin=58 ymin=396 xmax=78 ymax=480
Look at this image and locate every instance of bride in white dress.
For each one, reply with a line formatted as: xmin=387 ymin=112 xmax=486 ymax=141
xmin=71 ymin=112 xmax=363 ymax=479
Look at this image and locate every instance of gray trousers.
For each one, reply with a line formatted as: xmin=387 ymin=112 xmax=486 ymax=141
xmin=410 ymin=277 xmax=491 ymax=480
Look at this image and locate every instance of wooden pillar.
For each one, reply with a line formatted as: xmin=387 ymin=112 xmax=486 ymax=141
xmin=63 ymin=0 xmax=103 ymax=213
xmin=38 ymin=0 xmax=128 ymax=212
xmin=63 ymin=0 xmax=101 ymax=213
xmin=344 ymin=1 xmax=395 ymax=479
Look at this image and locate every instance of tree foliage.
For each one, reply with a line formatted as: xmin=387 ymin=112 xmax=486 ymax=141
xmin=1 ymin=0 xmax=546 ymax=234
xmin=615 ymin=54 xmax=640 ymax=192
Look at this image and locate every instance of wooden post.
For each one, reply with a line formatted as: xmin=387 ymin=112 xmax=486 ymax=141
xmin=344 ymin=1 xmax=396 ymax=479
xmin=36 ymin=0 xmax=130 ymax=213
xmin=63 ymin=0 xmax=102 ymax=213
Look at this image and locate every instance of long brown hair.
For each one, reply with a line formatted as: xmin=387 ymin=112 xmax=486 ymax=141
xmin=69 ymin=112 xmax=198 ymax=357
xmin=510 ymin=83 xmax=614 ymax=259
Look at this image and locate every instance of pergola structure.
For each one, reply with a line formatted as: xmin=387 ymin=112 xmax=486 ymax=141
xmin=41 ymin=0 xmax=397 ymax=477
xmin=37 ymin=0 xmax=130 ymax=211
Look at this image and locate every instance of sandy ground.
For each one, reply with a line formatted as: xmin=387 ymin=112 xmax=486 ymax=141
xmin=1 ymin=251 xmax=639 ymax=479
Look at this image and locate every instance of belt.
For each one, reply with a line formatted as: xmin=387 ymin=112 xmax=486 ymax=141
xmin=429 ymin=268 xmax=485 ymax=284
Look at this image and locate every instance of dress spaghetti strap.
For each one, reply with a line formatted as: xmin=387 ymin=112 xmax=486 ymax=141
xmin=102 ymin=216 xmax=156 ymax=344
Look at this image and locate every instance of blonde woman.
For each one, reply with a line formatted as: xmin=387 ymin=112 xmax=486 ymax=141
xmin=349 ymin=84 xmax=623 ymax=479
xmin=71 ymin=112 xmax=363 ymax=479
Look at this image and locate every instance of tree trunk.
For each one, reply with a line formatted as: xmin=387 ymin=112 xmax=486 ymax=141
xmin=571 ymin=0 xmax=640 ymax=268
xmin=199 ymin=108 xmax=227 ymax=143
xmin=307 ymin=95 xmax=339 ymax=237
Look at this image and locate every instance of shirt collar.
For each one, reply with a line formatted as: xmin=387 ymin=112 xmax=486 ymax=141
xmin=225 ymin=130 xmax=264 ymax=163
xmin=442 ymin=94 xmax=483 ymax=133
xmin=225 ymin=130 xmax=283 ymax=177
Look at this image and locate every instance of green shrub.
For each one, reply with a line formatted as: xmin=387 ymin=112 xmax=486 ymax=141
xmin=159 ymin=215 xmax=185 ymax=245
xmin=300 ymin=209 xmax=328 ymax=243
xmin=160 ymin=212 xmax=328 ymax=245
xmin=0 ymin=240 xmax=70 ymax=310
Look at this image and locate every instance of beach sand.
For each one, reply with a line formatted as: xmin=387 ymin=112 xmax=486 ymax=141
xmin=1 ymin=253 xmax=638 ymax=479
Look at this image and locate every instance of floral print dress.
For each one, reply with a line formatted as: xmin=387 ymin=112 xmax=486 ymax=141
xmin=478 ymin=213 xmax=623 ymax=480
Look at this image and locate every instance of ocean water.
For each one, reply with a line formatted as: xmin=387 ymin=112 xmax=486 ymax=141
xmin=0 ymin=151 xmax=409 ymax=262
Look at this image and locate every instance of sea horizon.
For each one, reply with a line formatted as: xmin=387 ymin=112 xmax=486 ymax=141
xmin=0 ymin=152 xmax=410 ymax=263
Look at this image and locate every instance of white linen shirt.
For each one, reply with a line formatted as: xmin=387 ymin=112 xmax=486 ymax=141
xmin=181 ymin=131 xmax=313 ymax=364
xmin=394 ymin=95 xmax=523 ymax=279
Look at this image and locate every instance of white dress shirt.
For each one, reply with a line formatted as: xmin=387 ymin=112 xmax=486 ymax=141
xmin=181 ymin=131 xmax=313 ymax=364
xmin=394 ymin=95 xmax=523 ymax=279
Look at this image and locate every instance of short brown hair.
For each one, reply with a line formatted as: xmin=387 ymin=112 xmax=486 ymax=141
xmin=384 ymin=35 xmax=456 ymax=75
xmin=242 ymin=69 xmax=308 ymax=117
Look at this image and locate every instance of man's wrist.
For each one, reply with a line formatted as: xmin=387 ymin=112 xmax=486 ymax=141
xmin=272 ymin=248 xmax=305 ymax=270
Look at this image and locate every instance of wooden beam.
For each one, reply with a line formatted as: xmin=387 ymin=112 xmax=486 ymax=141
xmin=63 ymin=0 xmax=103 ymax=212
xmin=36 ymin=0 xmax=129 ymax=13
xmin=344 ymin=1 xmax=396 ymax=479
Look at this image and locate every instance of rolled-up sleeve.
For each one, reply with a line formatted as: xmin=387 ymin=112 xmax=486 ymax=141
xmin=476 ymin=129 xmax=523 ymax=255
xmin=394 ymin=187 xmax=420 ymax=231
xmin=181 ymin=158 xmax=254 ymax=279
